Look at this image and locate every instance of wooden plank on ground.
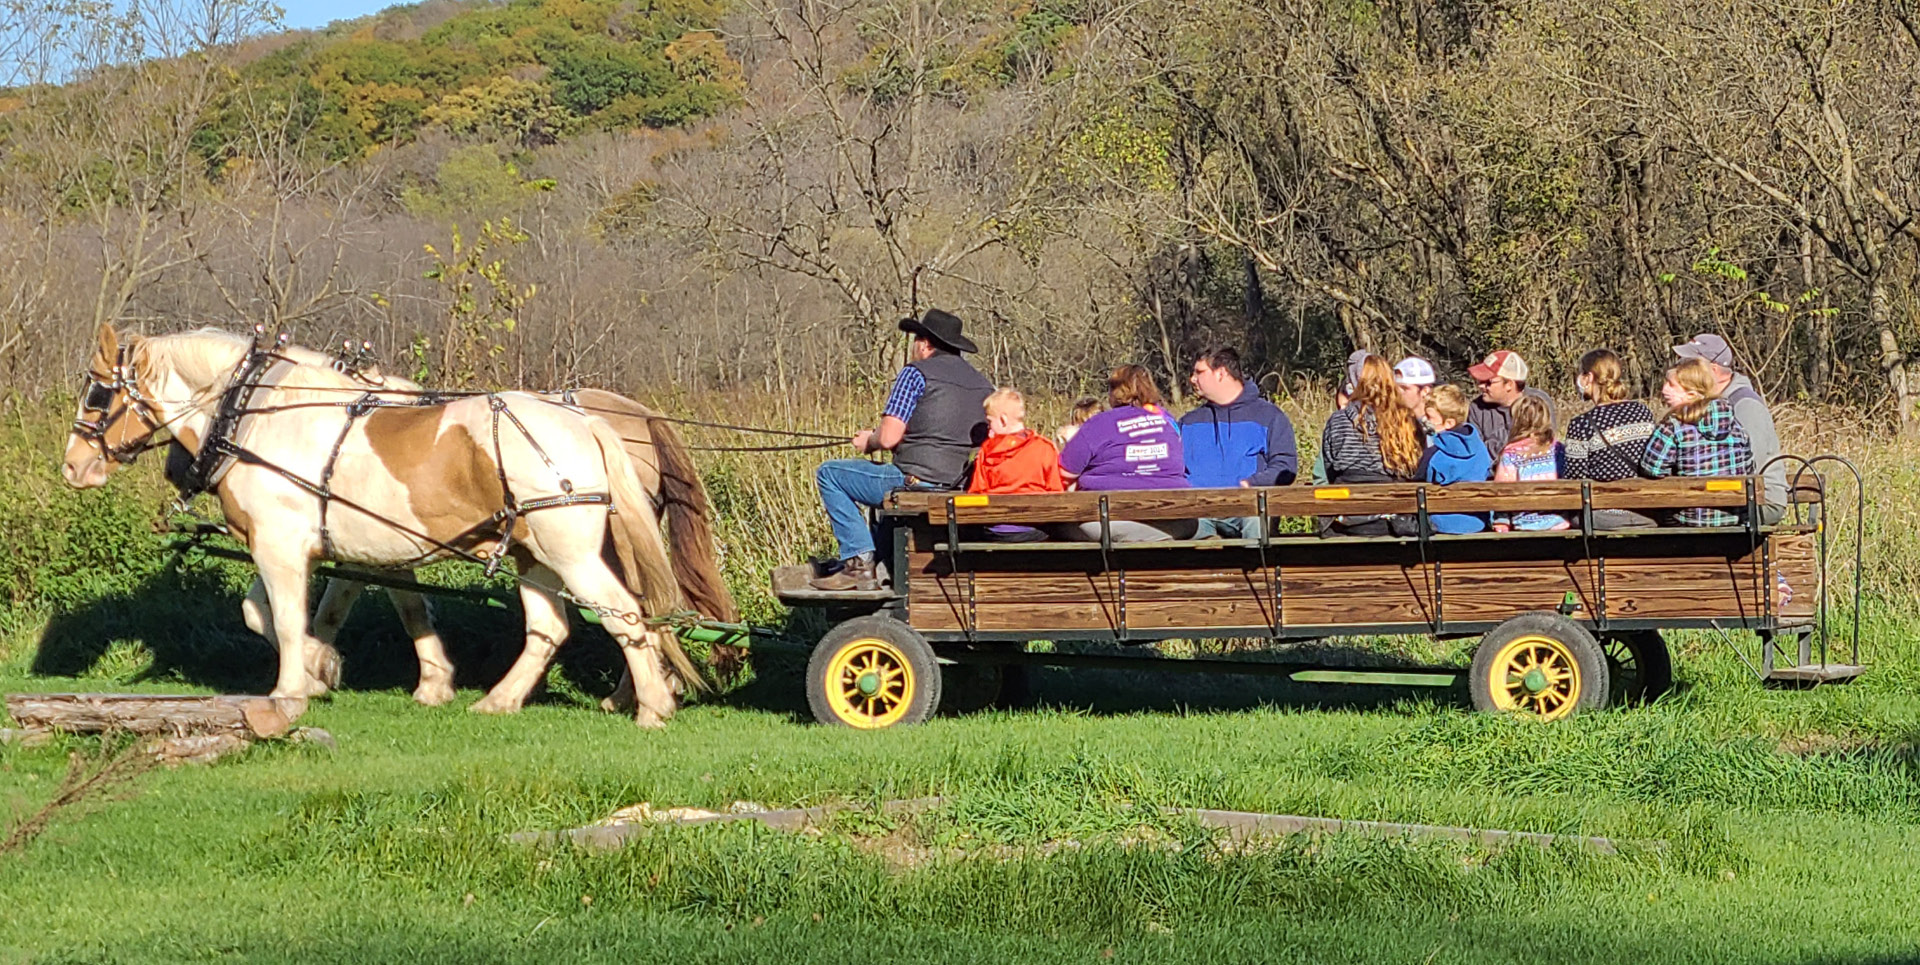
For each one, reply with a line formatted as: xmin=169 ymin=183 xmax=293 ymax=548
xmin=4 ymin=693 xmax=304 ymax=739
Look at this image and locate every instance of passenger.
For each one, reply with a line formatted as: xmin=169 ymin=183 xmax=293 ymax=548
xmin=1468 ymin=349 xmax=1559 ymax=459
xmin=965 ymin=388 xmax=1063 ymax=543
xmin=811 ymin=308 xmax=992 ymax=590
xmin=1058 ymin=364 xmax=1197 ymax=542
xmin=1641 ymin=357 xmax=1755 ymax=527
xmin=1054 ymin=396 xmax=1103 ymax=449
xmin=1491 ymin=395 xmax=1571 ymax=532
xmin=1320 ymin=355 xmax=1422 ymax=536
xmin=1416 ymin=385 xmax=1493 ymax=533
xmin=1563 ymin=348 xmax=1659 ymax=530
xmin=1310 ymin=349 xmax=1369 ymax=486
xmin=1393 ymin=356 xmax=1437 ymax=423
xmin=1673 ymin=333 xmax=1785 ymax=524
xmin=1180 ymin=344 xmax=1298 ymax=541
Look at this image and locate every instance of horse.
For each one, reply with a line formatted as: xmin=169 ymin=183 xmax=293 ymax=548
xmin=62 ymin=330 xmax=738 ymax=708
xmin=63 ymin=324 xmax=697 ymax=726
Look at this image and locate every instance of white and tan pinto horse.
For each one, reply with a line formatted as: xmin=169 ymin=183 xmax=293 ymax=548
xmin=63 ymin=334 xmax=739 ymax=707
xmin=63 ymin=325 xmax=698 ymax=726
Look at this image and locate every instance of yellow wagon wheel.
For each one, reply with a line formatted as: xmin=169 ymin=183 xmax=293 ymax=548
xmin=1469 ymin=612 xmax=1610 ymax=720
xmin=807 ymin=615 xmax=941 ymax=729
xmin=1486 ymin=634 xmax=1583 ymax=720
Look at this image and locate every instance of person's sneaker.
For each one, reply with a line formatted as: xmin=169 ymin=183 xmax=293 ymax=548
xmin=810 ymin=556 xmax=879 ymax=591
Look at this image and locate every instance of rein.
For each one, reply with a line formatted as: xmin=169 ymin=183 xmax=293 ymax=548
xmin=202 ymin=381 xmax=848 ymax=451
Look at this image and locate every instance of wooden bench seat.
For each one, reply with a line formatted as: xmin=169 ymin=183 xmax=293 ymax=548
xmin=888 ymin=478 xmax=1798 ymax=527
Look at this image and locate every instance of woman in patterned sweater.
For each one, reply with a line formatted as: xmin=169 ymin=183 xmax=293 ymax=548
xmin=1641 ymin=358 xmax=1756 ymax=527
xmin=1563 ymin=348 xmax=1659 ymax=529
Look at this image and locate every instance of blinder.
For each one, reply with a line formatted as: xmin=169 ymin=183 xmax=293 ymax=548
xmin=82 ymin=379 xmax=116 ymax=413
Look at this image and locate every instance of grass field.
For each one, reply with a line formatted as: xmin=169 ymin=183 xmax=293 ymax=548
xmin=6 ymin=396 xmax=1920 ymax=963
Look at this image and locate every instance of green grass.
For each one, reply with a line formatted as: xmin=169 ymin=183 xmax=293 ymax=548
xmin=10 ymin=397 xmax=1920 ymax=962
xmin=4 ymin=606 xmax=1920 ymax=963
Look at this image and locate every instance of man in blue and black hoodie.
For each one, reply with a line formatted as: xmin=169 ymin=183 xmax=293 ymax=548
xmin=1180 ymin=345 xmax=1299 ymax=539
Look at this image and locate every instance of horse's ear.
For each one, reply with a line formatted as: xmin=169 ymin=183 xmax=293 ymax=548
xmin=94 ymin=323 xmax=117 ymax=362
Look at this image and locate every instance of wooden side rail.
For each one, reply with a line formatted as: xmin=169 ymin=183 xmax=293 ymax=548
xmin=889 ymin=478 xmax=1779 ymax=525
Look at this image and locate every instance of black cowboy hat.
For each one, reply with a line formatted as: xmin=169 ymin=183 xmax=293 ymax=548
xmin=898 ymin=308 xmax=979 ymax=354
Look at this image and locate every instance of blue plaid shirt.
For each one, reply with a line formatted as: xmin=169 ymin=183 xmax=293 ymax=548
xmin=882 ymin=366 xmax=926 ymax=423
xmin=1641 ymin=399 xmax=1754 ymax=526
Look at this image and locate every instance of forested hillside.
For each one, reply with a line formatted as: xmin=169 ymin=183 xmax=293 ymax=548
xmin=3 ymin=0 xmax=1918 ymax=419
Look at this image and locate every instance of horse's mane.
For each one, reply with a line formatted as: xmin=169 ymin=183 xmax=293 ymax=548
xmin=133 ymin=328 xmax=252 ymax=404
xmin=135 ymin=327 xmax=424 ymax=406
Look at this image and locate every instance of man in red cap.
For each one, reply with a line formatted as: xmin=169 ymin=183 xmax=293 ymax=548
xmin=1673 ymin=332 xmax=1785 ymax=523
xmin=1467 ymin=349 xmax=1557 ymax=459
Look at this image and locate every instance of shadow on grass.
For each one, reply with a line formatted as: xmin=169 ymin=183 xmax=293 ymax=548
xmin=28 ymin=561 xmax=590 ymax=700
xmin=30 ymin=563 xmax=1475 ymax=722
xmin=700 ymin=605 xmax=1478 ymax=723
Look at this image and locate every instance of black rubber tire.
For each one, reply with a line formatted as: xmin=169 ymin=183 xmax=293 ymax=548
xmin=806 ymin=615 xmax=942 ymax=728
xmin=938 ymin=662 xmax=1004 ymax=716
xmin=1469 ymin=612 xmax=1610 ymax=719
xmin=1601 ymin=629 xmax=1674 ymax=705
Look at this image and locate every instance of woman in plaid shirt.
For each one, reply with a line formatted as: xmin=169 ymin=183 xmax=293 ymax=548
xmin=1640 ymin=358 xmax=1756 ymax=526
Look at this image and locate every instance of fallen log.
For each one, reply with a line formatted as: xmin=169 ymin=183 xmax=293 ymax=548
xmin=3 ymin=693 xmax=305 ymax=739
xmin=148 ymin=733 xmax=253 ymax=766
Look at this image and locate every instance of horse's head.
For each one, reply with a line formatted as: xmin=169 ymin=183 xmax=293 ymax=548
xmin=62 ymin=324 xmax=166 ymax=488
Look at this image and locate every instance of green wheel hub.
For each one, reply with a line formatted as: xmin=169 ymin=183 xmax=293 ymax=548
xmin=1522 ymin=668 xmax=1549 ymax=694
xmin=856 ymin=672 xmax=881 ymax=696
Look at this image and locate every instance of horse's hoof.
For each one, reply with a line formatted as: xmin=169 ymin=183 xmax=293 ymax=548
xmin=308 ymin=645 xmax=344 ymax=690
xmin=468 ymin=695 xmax=521 ymax=715
xmin=633 ymin=711 xmax=667 ymax=729
xmin=414 ymin=683 xmax=456 ymax=707
xmin=600 ymin=691 xmax=636 ymax=714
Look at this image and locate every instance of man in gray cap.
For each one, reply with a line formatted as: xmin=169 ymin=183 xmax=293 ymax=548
xmin=1673 ymin=333 xmax=1786 ymax=523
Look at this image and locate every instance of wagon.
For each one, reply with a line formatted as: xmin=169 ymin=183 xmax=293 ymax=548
xmin=773 ymin=468 xmax=1861 ymax=729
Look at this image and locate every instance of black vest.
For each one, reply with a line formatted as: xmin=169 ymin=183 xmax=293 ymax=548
xmin=893 ymin=352 xmax=992 ymax=488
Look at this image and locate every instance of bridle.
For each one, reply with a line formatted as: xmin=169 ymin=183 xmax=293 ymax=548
xmin=71 ymin=344 xmax=170 ymax=465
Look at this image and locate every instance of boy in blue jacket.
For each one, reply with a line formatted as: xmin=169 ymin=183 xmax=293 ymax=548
xmin=1181 ymin=345 xmax=1298 ymax=539
xmin=1414 ymin=385 xmax=1493 ymax=533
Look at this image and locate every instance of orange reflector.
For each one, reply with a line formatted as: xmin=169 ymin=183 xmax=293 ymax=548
xmin=1704 ymin=480 xmax=1744 ymax=492
xmin=952 ymin=495 xmax=990 ymax=507
xmin=1314 ymin=488 xmax=1351 ymax=500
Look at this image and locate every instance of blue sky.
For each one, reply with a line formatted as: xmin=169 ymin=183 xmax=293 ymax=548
xmin=280 ymin=0 xmax=405 ymax=31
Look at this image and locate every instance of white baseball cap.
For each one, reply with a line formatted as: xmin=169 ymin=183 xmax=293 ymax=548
xmin=1393 ymin=357 xmax=1437 ymax=387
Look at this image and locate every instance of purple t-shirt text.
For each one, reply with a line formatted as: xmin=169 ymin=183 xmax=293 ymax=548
xmin=1058 ymin=405 xmax=1190 ymax=490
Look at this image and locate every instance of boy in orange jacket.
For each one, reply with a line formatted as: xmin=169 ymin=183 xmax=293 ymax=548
xmin=967 ymin=388 xmax=1063 ymax=541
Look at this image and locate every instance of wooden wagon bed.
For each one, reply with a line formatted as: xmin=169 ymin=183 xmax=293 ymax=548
xmin=773 ymin=474 xmax=1857 ymax=729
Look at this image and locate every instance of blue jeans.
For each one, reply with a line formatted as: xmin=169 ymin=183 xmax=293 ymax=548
xmin=816 ymin=459 xmax=906 ymax=561
xmin=1195 ymin=516 xmax=1264 ymax=540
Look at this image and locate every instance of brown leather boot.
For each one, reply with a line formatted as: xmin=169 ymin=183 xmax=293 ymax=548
xmin=809 ymin=556 xmax=879 ymax=591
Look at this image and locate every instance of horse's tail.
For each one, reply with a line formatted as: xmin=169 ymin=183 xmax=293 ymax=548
xmin=590 ymin=417 xmax=705 ymax=692
xmin=646 ymin=414 xmax=747 ymax=682
xmin=648 ymin=415 xmax=738 ymax=623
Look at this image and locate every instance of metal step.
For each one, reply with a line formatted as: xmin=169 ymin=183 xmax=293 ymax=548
xmin=1764 ymin=663 xmax=1866 ymax=685
xmin=770 ymin=563 xmax=896 ymax=602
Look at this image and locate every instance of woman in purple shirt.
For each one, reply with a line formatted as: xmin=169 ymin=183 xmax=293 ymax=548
xmin=1058 ymin=364 xmax=1197 ymax=541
